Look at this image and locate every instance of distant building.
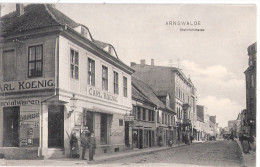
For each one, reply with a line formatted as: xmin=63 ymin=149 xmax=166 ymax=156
xmin=131 ymin=76 xmax=175 ymax=148
xmin=244 ymin=42 xmax=257 ymax=138
xmin=131 ymin=59 xmax=197 ymax=144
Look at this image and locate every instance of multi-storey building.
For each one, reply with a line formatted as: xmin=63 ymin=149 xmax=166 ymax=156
xmin=131 ymin=59 xmax=197 ymax=143
xmin=0 ymin=4 xmax=134 ymax=159
xmin=132 ymin=76 xmax=175 ymax=148
xmin=244 ymin=42 xmax=257 ymax=138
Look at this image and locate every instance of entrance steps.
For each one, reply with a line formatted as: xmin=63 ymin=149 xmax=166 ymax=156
xmin=0 ymin=147 xmax=41 ymax=160
xmin=45 ymin=148 xmax=65 ymax=159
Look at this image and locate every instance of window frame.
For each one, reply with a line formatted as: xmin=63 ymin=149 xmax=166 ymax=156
xmin=113 ymin=71 xmax=119 ymax=94
xmin=88 ymin=58 xmax=95 ymax=86
xmin=28 ymin=45 xmax=43 ymax=78
xmin=70 ymin=48 xmax=79 ymax=80
xmin=102 ymin=65 xmax=108 ymax=90
xmin=123 ymin=76 xmax=128 ymax=97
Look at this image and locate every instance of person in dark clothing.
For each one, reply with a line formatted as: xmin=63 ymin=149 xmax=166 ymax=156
xmin=70 ymin=132 xmax=80 ymax=158
xmin=89 ymin=132 xmax=96 ymax=161
xmin=80 ymin=130 xmax=90 ymax=160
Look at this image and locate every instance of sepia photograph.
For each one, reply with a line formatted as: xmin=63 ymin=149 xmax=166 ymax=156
xmin=0 ymin=1 xmax=258 ymax=166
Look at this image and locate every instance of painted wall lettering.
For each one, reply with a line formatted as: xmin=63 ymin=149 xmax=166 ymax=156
xmin=0 ymin=78 xmax=55 ymax=93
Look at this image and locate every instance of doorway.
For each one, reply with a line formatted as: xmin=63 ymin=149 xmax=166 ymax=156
xmin=48 ymin=105 xmax=64 ymax=148
xmin=125 ymin=122 xmax=129 ymax=147
xmin=3 ymin=107 xmax=20 ymax=147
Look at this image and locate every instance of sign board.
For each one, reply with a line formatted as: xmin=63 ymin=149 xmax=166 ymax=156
xmin=124 ymin=115 xmax=134 ymax=122
xmin=0 ymin=77 xmax=55 ymax=93
xmin=87 ymin=87 xmax=118 ymax=103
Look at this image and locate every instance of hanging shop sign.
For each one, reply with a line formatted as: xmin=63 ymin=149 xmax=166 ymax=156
xmin=88 ymin=87 xmax=118 ymax=102
xmin=124 ymin=115 xmax=134 ymax=122
xmin=0 ymin=78 xmax=55 ymax=93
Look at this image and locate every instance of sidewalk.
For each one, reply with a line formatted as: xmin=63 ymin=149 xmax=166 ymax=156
xmin=235 ymin=139 xmax=256 ymax=167
xmin=0 ymin=143 xmax=189 ymax=166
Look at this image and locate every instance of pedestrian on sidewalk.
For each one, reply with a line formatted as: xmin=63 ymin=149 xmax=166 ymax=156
xmin=190 ymin=135 xmax=194 ymax=144
xmin=89 ymin=132 xmax=96 ymax=161
xmin=80 ymin=129 xmax=90 ymax=160
xmin=70 ymin=132 xmax=80 ymax=158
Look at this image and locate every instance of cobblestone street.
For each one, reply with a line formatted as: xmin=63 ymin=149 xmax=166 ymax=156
xmin=100 ymin=140 xmax=243 ymax=166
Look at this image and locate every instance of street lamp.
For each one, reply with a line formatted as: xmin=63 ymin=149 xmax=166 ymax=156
xmin=68 ymin=94 xmax=78 ymax=118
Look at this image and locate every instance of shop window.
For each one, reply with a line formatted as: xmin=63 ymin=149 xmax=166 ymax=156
xmin=3 ymin=49 xmax=16 ymax=81
xmin=119 ymin=119 xmax=123 ymax=126
xmin=83 ymin=110 xmax=94 ymax=133
xmin=28 ymin=45 xmax=43 ymax=78
xmin=123 ymin=76 xmax=128 ymax=97
xmin=70 ymin=48 xmax=79 ymax=80
xmin=102 ymin=66 xmax=108 ymax=90
xmin=113 ymin=71 xmax=119 ymax=94
xmin=88 ymin=58 xmax=95 ymax=86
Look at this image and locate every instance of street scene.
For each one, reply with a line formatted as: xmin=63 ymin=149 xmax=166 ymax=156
xmin=0 ymin=2 xmax=257 ymax=167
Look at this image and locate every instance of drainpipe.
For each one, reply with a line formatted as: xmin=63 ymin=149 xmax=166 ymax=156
xmin=38 ymin=36 xmax=59 ymax=157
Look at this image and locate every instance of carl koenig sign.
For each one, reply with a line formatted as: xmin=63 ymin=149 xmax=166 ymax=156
xmin=0 ymin=78 xmax=55 ymax=93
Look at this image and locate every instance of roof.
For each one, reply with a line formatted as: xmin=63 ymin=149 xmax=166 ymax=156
xmin=131 ymin=63 xmax=194 ymax=87
xmin=0 ymin=4 xmax=80 ymax=36
xmin=132 ymin=76 xmax=174 ymax=113
xmin=154 ymin=90 xmax=169 ymax=97
xmin=247 ymin=42 xmax=257 ymax=55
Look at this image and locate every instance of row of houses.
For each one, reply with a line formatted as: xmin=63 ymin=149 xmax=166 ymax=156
xmin=0 ymin=4 xmax=219 ymax=159
xmin=225 ymin=42 xmax=256 ymax=142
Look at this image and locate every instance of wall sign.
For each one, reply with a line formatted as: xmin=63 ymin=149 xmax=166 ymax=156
xmin=0 ymin=78 xmax=55 ymax=93
xmin=0 ymin=98 xmax=40 ymax=107
xmin=88 ymin=87 xmax=118 ymax=102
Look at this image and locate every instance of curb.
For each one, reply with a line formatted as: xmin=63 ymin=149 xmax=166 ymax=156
xmin=89 ymin=143 xmax=195 ymax=164
xmin=235 ymin=139 xmax=247 ymax=167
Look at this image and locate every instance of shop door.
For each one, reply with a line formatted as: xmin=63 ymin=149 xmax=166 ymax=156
xmin=3 ymin=107 xmax=20 ymax=147
xmin=48 ymin=105 xmax=64 ymax=148
xmin=125 ymin=122 xmax=130 ymax=146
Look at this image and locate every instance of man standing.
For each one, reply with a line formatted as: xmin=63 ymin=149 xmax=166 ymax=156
xmin=80 ymin=130 xmax=90 ymax=160
xmin=89 ymin=132 xmax=96 ymax=161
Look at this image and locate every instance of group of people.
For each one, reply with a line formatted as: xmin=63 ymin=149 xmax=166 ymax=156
xmin=70 ymin=129 xmax=96 ymax=161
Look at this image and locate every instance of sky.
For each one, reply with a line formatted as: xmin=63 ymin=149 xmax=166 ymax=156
xmin=0 ymin=3 xmax=257 ymax=127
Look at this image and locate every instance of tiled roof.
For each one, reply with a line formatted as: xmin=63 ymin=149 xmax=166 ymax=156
xmin=0 ymin=4 xmax=80 ymax=36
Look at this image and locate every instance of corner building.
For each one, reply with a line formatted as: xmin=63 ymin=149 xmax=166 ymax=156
xmin=0 ymin=4 xmax=134 ymax=159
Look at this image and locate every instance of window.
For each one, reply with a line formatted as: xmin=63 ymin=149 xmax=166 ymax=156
xmin=143 ymin=109 xmax=146 ymax=121
xmin=168 ymin=115 xmax=170 ymax=125
xmin=162 ymin=113 xmax=164 ymax=124
xmin=28 ymin=45 xmax=43 ymax=78
xmin=137 ymin=107 xmax=141 ymax=120
xmin=88 ymin=58 xmax=95 ymax=86
xmin=250 ymin=74 xmax=254 ymax=88
xmin=113 ymin=71 xmax=119 ymax=94
xmin=152 ymin=110 xmax=154 ymax=122
xmin=133 ymin=106 xmax=137 ymax=119
xmin=70 ymin=48 xmax=79 ymax=79
xmin=3 ymin=50 xmax=15 ymax=81
xmin=123 ymin=76 xmax=128 ymax=97
xmin=119 ymin=119 xmax=123 ymax=126
xmin=157 ymin=112 xmax=160 ymax=123
xmin=102 ymin=66 xmax=108 ymax=90
xmin=148 ymin=110 xmax=154 ymax=121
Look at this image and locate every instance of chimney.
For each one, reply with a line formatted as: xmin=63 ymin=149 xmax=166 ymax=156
xmin=140 ymin=59 xmax=145 ymax=67
xmin=151 ymin=59 xmax=154 ymax=67
xmin=130 ymin=62 xmax=136 ymax=67
xmin=16 ymin=4 xmax=24 ymax=16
